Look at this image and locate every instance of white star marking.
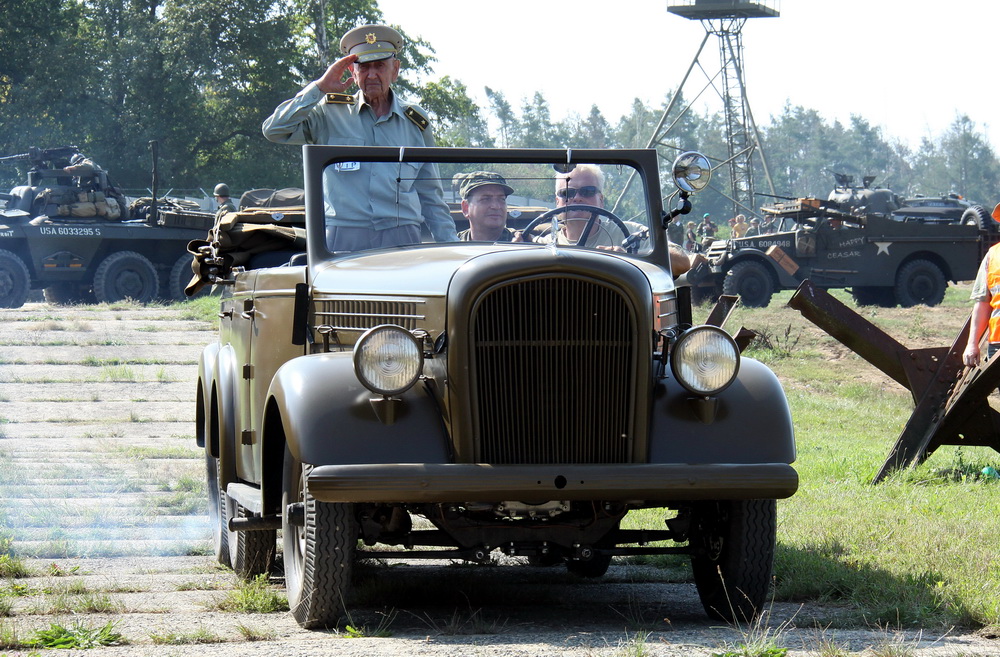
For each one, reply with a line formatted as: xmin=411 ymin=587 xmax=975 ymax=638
xmin=874 ymin=242 xmax=892 ymax=255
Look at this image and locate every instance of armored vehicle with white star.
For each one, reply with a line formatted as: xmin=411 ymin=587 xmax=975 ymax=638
xmin=688 ymin=193 xmax=999 ymax=308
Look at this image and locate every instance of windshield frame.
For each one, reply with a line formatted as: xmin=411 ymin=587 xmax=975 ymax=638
xmin=302 ymin=145 xmax=668 ymax=264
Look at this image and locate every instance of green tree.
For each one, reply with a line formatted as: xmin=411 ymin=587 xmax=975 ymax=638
xmin=911 ymin=115 xmax=999 ymax=205
xmin=485 ymin=86 xmax=515 ymax=148
xmin=419 ymin=76 xmax=492 ymax=147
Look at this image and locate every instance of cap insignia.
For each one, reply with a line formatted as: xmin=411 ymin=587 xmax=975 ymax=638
xmin=365 ymin=32 xmax=377 ymax=44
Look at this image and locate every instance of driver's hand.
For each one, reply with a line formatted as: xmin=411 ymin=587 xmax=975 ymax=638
xmin=512 ymin=230 xmax=530 ymax=243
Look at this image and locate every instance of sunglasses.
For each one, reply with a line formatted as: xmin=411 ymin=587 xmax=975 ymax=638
xmin=556 ymin=185 xmax=601 ymax=200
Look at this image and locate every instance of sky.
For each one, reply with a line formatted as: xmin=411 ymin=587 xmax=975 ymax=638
xmin=375 ymin=0 xmax=998 ymax=154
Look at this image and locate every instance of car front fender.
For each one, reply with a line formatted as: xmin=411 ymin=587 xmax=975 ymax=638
xmin=266 ymin=353 xmax=451 ymax=467
xmin=649 ymin=357 xmax=796 ymax=465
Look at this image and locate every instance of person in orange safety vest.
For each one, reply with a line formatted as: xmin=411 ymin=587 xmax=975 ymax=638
xmin=963 ymin=240 xmax=1000 ymax=366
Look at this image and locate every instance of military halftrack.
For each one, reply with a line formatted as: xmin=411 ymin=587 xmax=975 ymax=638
xmin=0 ymin=145 xmax=214 ymax=307
xmin=687 ymin=173 xmax=998 ymax=308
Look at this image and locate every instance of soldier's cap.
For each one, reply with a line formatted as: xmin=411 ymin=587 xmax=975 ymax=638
xmin=213 ymin=183 xmax=230 ymax=197
xmin=453 ymin=171 xmax=514 ymax=200
xmin=750 ymin=218 xmax=760 ymax=224
xmin=340 ymin=24 xmax=403 ymax=63
xmin=702 ymin=212 xmax=711 ymax=218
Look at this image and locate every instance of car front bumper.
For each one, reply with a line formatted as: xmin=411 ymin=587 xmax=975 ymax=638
xmin=306 ymin=462 xmax=798 ymax=503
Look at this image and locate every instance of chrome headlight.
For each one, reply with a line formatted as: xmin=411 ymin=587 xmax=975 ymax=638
xmin=353 ymin=325 xmax=424 ymax=396
xmin=670 ymin=326 xmax=739 ymax=396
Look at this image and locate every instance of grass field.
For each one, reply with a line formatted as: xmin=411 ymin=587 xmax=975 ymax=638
xmin=705 ymin=284 xmax=1000 ymax=630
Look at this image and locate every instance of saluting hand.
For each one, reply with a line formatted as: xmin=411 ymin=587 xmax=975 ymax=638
xmin=317 ymin=54 xmax=358 ymax=94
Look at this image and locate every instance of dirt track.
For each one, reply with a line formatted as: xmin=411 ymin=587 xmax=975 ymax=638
xmin=0 ymin=301 xmax=997 ymax=656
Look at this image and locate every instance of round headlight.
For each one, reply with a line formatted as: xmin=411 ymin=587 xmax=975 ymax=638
xmin=669 ymin=326 xmax=740 ymax=396
xmin=353 ymin=325 xmax=424 ymax=396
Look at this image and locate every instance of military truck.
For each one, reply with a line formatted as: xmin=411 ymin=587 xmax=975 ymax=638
xmin=688 ymin=187 xmax=999 ymax=308
xmin=0 ymin=146 xmax=214 ymax=307
xmin=192 ymin=145 xmax=798 ymax=629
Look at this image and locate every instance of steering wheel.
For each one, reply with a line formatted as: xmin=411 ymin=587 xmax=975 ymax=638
xmin=521 ymin=205 xmax=634 ymax=249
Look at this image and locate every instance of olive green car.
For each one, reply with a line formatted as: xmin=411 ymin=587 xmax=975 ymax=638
xmin=195 ymin=145 xmax=798 ymax=629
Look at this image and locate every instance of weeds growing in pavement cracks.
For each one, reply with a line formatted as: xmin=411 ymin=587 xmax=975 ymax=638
xmin=27 ymin=621 xmax=125 ymax=649
xmin=211 ymin=574 xmax=287 ymax=613
xmin=341 ymin=607 xmax=396 ymax=638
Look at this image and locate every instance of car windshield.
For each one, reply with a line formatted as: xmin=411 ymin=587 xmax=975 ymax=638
xmin=318 ymin=149 xmax=656 ymax=257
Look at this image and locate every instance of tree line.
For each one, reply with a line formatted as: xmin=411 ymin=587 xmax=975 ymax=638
xmin=2 ymin=0 xmax=997 ymax=219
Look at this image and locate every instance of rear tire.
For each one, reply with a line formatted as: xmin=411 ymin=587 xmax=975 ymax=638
xmin=691 ymin=499 xmax=776 ymax=624
xmin=226 ymin=497 xmax=275 ymax=580
xmin=92 ymin=250 xmax=159 ymax=304
xmin=0 ymin=249 xmax=30 ymax=308
xmin=205 ymin=453 xmax=230 ymax=567
xmin=722 ymin=261 xmax=775 ymax=308
xmin=894 ymin=259 xmax=946 ymax=307
xmin=283 ymin=448 xmax=356 ymax=629
xmin=164 ymin=253 xmax=205 ymax=301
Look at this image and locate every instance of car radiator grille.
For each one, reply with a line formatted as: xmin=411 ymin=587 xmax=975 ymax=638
xmin=471 ymin=277 xmax=635 ymax=464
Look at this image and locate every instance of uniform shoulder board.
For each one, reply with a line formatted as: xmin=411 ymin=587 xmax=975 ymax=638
xmin=404 ymin=106 xmax=430 ymax=131
xmin=326 ymin=93 xmax=355 ymax=105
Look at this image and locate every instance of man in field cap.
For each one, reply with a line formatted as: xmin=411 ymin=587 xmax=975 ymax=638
xmin=454 ymin=172 xmax=517 ymax=242
xmin=262 ymin=24 xmax=456 ymax=251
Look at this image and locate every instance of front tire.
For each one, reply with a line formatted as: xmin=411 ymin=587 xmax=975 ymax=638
xmin=93 ymin=250 xmax=159 ymax=304
xmin=722 ymin=261 xmax=775 ymax=308
xmin=282 ymin=448 xmax=356 ymax=629
xmin=894 ymin=259 xmax=946 ymax=307
xmin=690 ymin=499 xmax=776 ymax=624
xmin=0 ymin=249 xmax=30 ymax=308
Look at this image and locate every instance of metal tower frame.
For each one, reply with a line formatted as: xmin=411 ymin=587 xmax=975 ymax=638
xmin=658 ymin=1 xmax=780 ymax=218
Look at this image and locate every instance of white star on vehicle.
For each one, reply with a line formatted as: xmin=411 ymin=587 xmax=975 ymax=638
xmin=874 ymin=242 xmax=892 ymax=255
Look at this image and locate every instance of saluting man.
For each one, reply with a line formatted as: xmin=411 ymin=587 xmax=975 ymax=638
xmin=262 ymin=24 xmax=457 ymax=251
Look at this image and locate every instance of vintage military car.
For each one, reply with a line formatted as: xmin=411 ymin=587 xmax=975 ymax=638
xmin=194 ymin=145 xmax=798 ymax=629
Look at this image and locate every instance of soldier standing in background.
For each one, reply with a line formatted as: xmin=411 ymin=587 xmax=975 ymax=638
xmin=214 ymin=184 xmax=236 ymax=213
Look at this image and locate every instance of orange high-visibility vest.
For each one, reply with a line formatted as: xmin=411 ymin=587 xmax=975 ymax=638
xmin=986 ymin=243 xmax=1000 ymax=343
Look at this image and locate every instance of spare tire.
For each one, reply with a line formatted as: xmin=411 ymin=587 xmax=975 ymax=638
xmin=962 ymin=205 xmax=994 ymax=231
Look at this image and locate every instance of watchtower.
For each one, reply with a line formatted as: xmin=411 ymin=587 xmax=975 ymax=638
xmin=661 ymin=0 xmax=779 ymax=218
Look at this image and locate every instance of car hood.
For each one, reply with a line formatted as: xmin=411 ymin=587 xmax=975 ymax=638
xmin=310 ymin=243 xmax=674 ymax=297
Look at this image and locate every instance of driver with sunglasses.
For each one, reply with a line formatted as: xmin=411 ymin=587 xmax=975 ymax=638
xmin=538 ymin=164 xmax=645 ymax=249
xmin=525 ymin=164 xmax=698 ymax=277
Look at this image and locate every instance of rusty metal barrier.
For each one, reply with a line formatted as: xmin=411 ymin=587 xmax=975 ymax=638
xmin=788 ymin=280 xmax=1000 ymax=483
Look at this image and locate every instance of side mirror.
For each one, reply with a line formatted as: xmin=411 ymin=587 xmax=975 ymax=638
xmin=672 ymin=152 xmax=712 ymax=194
